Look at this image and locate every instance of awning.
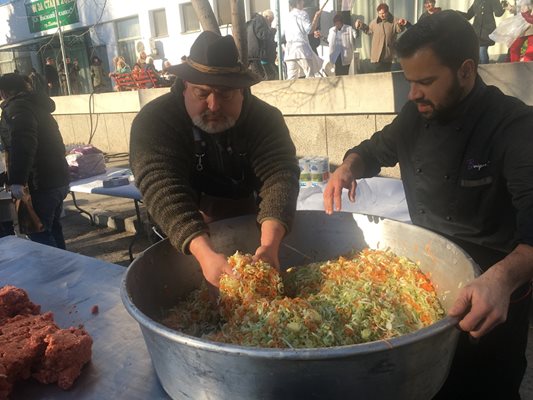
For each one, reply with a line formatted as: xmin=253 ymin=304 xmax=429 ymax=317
xmin=0 ymin=29 xmax=86 ymax=52
xmin=0 ymin=34 xmax=55 ymax=52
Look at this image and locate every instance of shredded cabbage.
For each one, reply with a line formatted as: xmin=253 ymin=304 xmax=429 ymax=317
xmin=162 ymin=249 xmax=444 ymax=348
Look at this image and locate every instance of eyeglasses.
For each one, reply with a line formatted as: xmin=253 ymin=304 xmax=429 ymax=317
xmin=189 ymin=85 xmax=240 ymax=102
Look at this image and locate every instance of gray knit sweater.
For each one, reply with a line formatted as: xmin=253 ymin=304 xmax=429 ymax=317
xmin=130 ymin=80 xmax=300 ymax=253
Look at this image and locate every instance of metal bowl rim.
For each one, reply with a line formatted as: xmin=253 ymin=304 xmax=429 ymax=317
xmin=121 ymin=211 xmax=475 ymax=360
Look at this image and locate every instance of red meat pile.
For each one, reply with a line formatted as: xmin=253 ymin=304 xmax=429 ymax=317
xmin=0 ymin=285 xmax=93 ymax=399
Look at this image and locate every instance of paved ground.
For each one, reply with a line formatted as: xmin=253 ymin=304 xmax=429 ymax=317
xmin=59 ymin=156 xmax=533 ymax=398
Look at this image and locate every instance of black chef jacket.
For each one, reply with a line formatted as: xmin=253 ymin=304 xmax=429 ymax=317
xmin=346 ymin=77 xmax=533 ymax=270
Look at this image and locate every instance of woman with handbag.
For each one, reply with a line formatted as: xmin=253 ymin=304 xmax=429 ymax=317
xmin=0 ymin=73 xmax=69 ymax=248
xmin=462 ymin=0 xmax=506 ymax=64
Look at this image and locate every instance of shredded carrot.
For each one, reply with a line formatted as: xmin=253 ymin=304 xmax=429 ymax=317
xmin=161 ymin=249 xmax=445 ymax=348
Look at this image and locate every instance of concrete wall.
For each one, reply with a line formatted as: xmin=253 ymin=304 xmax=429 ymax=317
xmin=54 ymin=62 xmax=533 ymax=178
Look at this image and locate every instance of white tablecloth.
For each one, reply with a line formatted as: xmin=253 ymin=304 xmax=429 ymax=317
xmin=69 ymin=167 xmax=141 ymax=200
xmin=69 ymin=171 xmax=410 ymax=223
xmin=297 ymin=177 xmax=411 ymax=223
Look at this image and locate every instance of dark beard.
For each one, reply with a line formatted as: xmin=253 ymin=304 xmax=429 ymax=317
xmin=427 ymin=77 xmax=464 ymax=122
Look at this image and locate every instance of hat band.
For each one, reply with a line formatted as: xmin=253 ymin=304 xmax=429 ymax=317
xmin=187 ymin=58 xmax=247 ymax=75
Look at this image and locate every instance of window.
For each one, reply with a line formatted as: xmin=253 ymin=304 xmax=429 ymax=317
xmin=13 ymin=51 xmax=32 ymax=75
xmin=181 ymin=3 xmax=200 ymax=33
xmin=250 ymin=0 xmax=270 ymax=16
xmin=0 ymin=51 xmax=16 ymax=75
xmin=0 ymin=51 xmax=31 ymax=75
xmin=216 ymin=0 xmax=231 ymax=26
xmin=151 ymin=9 xmax=168 ymax=38
xmin=117 ymin=17 xmax=140 ymax=40
xmin=116 ymin=16 xmax=140 ymax=67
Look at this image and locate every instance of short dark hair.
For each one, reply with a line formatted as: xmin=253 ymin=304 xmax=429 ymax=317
xmin=395 ymin=10 xmax=479 ymax=71
xmin=0 ymin=73 xmax=30 ymax=95
xmin=333 ymin=13 xmax=343 ymax=23
xmin=377 ymin=3 xmax=389 ymax=12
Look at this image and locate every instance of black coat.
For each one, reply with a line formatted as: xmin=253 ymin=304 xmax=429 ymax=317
xmin=246 ymin=13 xmax=276 ymax=62
xmin=0 ymin=91 xmax=69 ymax=192
xmin=464 ymin=0 xmax=505 ymax=46
xmin=44 ymin=64 xmax=59 ymax=85
xmin=346 ymin=77 xmax=533 ymax=266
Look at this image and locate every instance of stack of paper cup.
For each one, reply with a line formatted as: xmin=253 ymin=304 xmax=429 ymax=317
xmin=299 ymin=157 xmax=312 ymax=188
xmin=299 ymin=156 xmax=330 ymax=188
xmin=310 ymin=156 xmax=330 ymax=185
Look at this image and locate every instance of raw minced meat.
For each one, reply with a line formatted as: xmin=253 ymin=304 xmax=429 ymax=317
xmin=0 ymin=286 xmax=93 ymax=399
xmin=0 ymin=285 xmax=40 ymax=323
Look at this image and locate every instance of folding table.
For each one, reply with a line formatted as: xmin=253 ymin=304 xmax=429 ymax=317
xmin=69 ymin=167 xmax=143 ymax=261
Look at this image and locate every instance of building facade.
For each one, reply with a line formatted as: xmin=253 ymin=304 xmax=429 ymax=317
xmin=0 ymin=0 xmax=512 ymax=94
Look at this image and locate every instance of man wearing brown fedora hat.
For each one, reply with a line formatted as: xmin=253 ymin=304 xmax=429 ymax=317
xmin=130 ymin=31 xmax=300 ymax=289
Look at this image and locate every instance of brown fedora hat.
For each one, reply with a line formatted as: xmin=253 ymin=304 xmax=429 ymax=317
xmin=170 ymin=31 xmax=261 ymax=88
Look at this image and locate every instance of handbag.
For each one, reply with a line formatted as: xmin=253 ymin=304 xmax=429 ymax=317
xmin=489 ymin=14 xmax=530 ymax=47
xmin=66 ymin=144 xmax=106 ymax=181
xmin=15 ymin=191 xmax=44 ymax=235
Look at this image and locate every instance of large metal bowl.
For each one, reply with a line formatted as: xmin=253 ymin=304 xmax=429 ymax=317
xmin=121 ymin=211 xmax=480 ymax=400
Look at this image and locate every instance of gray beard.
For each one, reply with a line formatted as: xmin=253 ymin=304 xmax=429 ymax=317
xmin=192 ymin=112 xmax=237 ymax=134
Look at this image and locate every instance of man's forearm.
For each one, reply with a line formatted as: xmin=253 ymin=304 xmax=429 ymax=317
xmin=260 ymin=219 xmax=286 ymax=250
xmin=489 ymin=243 xmax=533 ymax=293
xmin=343 ymin=152 xmax=366 ymax=179
xmin=189 ymin=233 xmax=216 ymax=264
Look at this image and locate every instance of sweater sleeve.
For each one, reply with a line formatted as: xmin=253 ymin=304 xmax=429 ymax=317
xmin=351 ymin=26 xmax=358 ymax=40
xmin=502 ymin=112 xmax=533 ymax=246
xmin=129 ymin=93 xmax=208 ymax=254
xmin=464 ymin=5 xmax=475 ymax=20
xmin=522 ymin=10 xmax=533 ymax=24
xmin=491 ymin=0 xmax=505 ymax=17
xmin=4 ymin=102 xmax=38 ymax=185
xmin=253 ymin=16 xmax=271 ymax=41
xmin=244 ymin=98 xmax=300 ymax=233
xmin=327 ymin=28 xmax=336 ymax=54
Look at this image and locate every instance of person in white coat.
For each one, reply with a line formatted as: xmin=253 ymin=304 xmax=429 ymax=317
xmin=327 ymin=14 xmax=359 ymax=76
xmin=284 ymin=0 xmax=323 ymax=79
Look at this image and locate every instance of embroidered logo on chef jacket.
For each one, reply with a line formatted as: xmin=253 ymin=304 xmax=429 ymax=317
xmin=467 ymin=159 xmax=490 ymax=171
xmin=461 ymin=159 xmax=493 ymax=187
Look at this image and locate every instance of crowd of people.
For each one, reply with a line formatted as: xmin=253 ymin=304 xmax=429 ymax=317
xmin=108 ymin=51 xmax=177 ymax=90
xmin=13 ymin=51 xmax=179 ymax=99
xmin=245 ymin=2 xmax=411 ymax=78
xmin=243 ymin=0 xmax=533 ymax=80
xmin=42 ymin=56 xmax=83 ymax=96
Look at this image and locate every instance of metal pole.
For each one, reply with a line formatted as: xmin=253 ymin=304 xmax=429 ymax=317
xmin=53 ymin=0 xmax=71 ymax=95
xmin=276 ymin=0 xmax=283 ymax=80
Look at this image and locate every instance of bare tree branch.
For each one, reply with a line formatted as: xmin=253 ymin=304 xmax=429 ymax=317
xmin=230 ymin=0 xmax=247 ymax=65
xmin=191 ymin=0 xmax=221 ymax=35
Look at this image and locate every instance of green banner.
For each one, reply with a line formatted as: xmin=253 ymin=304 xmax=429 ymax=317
xmin=25 ymin=0 xmax=79 ymax=33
